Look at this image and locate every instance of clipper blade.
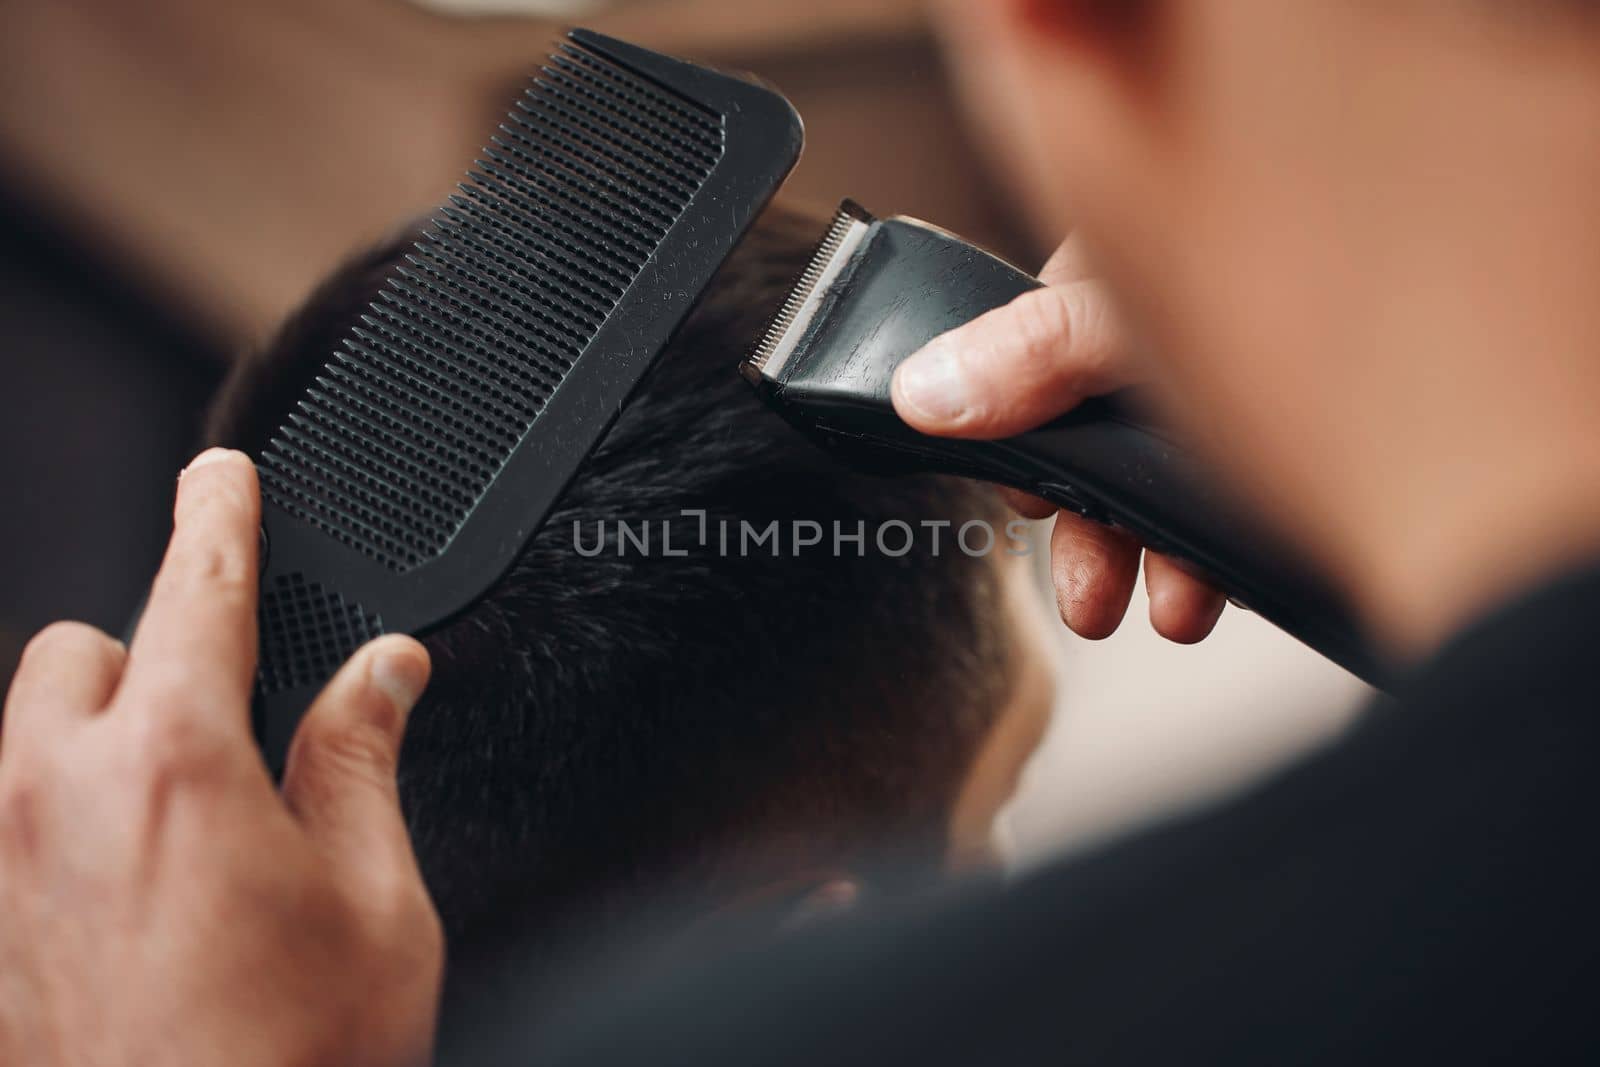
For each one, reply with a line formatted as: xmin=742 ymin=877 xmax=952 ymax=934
xmin=742 ymin=200 xmax=873 ymax=385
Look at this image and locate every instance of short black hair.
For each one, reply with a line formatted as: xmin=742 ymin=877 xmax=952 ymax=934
xmin=207 ymin=203 xmax=1014 ymax=968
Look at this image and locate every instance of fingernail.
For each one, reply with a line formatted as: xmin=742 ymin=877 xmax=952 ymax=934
xmin=181 ymin=448 xmax=247 ymax=478
xmin=895 ymin=341 xmax=972 ymax=424
xmin=371 ymin=641 xmax=430 ymax=720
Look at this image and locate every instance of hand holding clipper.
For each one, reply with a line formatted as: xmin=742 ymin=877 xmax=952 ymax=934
xmin=892 ymin=235 xmax=1227 ymax=645
xmin=742 ymin=203 xmax=1384 ymax=686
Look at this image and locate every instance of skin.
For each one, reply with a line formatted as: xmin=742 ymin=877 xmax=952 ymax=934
xmin=695 ymin=549 xmax=1058 ymax=911
xmin=903 ymin=0 xmax=1600 ymax=662
xmin=902 ymin=0 xmax=1600 ymax=662
xmin=10 ymin=2 xmax=1600 ymax=1061
xmin=0 ymin=450 xmax=441 ymax=1067
xmin=895 ymin=235 xmax=1228 ymax=645
xmin=0 ymin=450 xmax=1052 ymax=1067
xmin=948 ymin=548 xmax=1057 ymax=871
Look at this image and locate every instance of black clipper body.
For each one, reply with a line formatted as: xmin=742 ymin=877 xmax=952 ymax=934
xmin=743 ymin=202 xmax=1384 ymax=686
xmin=250 ymin=31 xmax=801 ymax=770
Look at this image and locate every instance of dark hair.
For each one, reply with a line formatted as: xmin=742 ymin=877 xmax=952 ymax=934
xmin=207 ymin=203 xmax=1013 ymax=970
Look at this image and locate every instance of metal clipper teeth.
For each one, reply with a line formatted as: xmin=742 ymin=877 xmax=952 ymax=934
xmin=743 ymin=199 xmax=874 ymax=384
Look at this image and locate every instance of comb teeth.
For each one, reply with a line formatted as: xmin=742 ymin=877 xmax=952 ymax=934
xmin=746 ymin=200 xmax=873 ymax=378
xmin=258 ymin=43 xmax=726 ymax=571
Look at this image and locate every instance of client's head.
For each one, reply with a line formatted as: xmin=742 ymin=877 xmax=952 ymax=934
xmin=206 ymin=203 xmax=1055 ymax=961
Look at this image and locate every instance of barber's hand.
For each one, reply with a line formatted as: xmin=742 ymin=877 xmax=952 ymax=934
xmin=892 ymin=238 xmax=1226 ymax=643
xmin=0 ymin=449 xmax=441 ymax=1067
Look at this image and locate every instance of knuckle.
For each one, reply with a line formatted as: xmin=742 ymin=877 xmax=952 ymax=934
xmin=1012 ymin=291 xmax=1076 ymax=380
xmin=124 ymin=711 xmax=230 ymax=785
xmin=1059 ymin=287 xmax=1099 ymax=366
xmin=1064 ymin=283 xmax=1123 ymax=380
xmin=175 ymin=540 xmax=256 ymax=599
xmin=369 ymin=871 xmax=432 ymax=930
xmin=346 ymin=862 xmax=439 ymax=959
xmin=128 ymin=660 xmax=200 ymax=707
xmin=171 ymin=474 xmax=257 ymax=569
xmin=18 ymin=621 xmax=106 ymax=671
xmin=297 ymin=717 xmax=395 ymax=783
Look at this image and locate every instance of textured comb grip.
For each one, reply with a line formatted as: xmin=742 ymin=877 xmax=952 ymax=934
xmin=250 ymin=30 xmax=803 ymax=772
xmin=257 ymin=575 xmax=385 ymax=696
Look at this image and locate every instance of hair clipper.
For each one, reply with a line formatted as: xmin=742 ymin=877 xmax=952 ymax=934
xmin=742 ymin=201 xmax=1384 ymax=686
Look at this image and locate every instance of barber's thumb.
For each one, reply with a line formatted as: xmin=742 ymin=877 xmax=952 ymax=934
xmin=891 ymin=281 xmax=1127 ymax=439
xmin=282 ymin=635 xmax=430 ymax=852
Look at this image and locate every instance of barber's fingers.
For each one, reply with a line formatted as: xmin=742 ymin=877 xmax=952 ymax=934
xmin=892 ymin=278 xmax=1135 ymax=440
xmin=902 ymin=231 xmax=1113 ymax=441
xmin=118 ymin=450 xmax=260 ymax=738
xmin=1039 ymin=232 xmax=1096 ymax=286
xmin=1050 ymin=512 xmax=1141 ymax=640
xmin=1049 ymin=518 xmax=1228 ymax=643
xmin=1145 ymin=553 xmax=1227 ymax=644
xmin=282 ymin=636 xmax=429 ymax=879
xmin=2 ymin=623 xmax=127 ymax=755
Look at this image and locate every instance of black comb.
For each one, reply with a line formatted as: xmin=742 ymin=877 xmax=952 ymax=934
xmin=252 ymin=30 xmax=802 ymax=770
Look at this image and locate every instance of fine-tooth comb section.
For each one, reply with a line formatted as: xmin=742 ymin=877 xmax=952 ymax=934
xmin=258 ymin=46 xmax=726 ymax=571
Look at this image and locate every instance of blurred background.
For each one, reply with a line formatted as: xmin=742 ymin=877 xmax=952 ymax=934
xmin=0 ymin=0 xmax=1368 ymax=863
